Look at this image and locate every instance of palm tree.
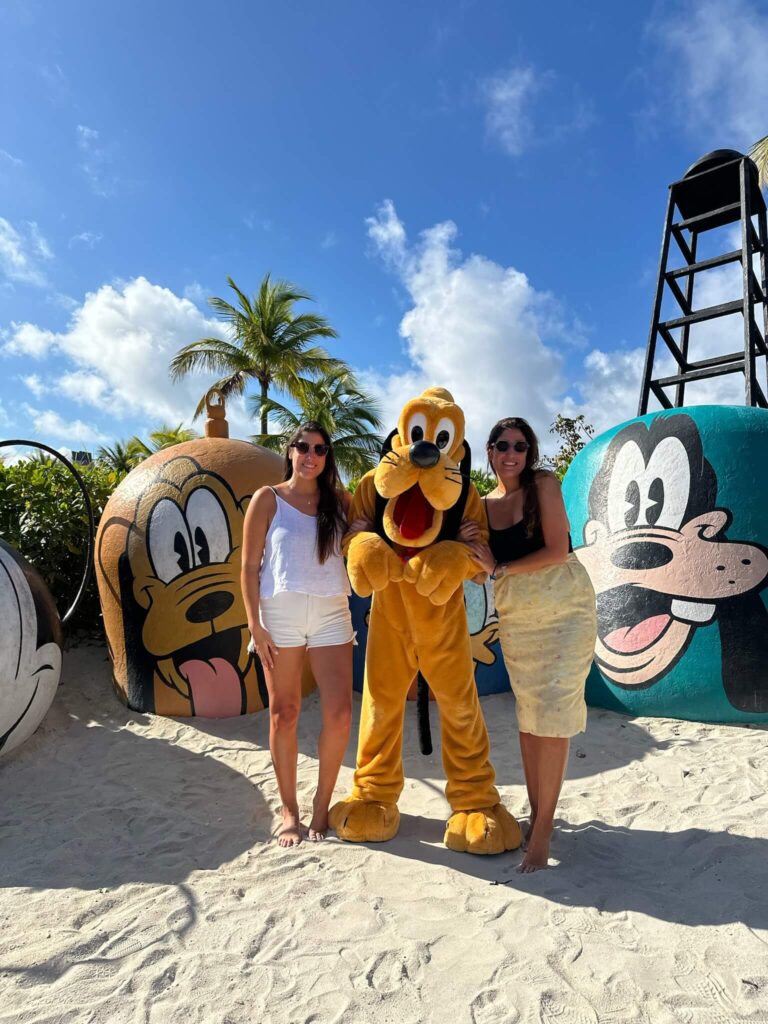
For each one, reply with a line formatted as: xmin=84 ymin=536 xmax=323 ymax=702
xmin=169 ymin=274 xmax=341 ymax=434
xmin=750 ymin=136 xmax=768 ymax=191
xmin=252 ymin=365 xmax=384 ymax=479
xmin=96 ymin=440 xmax=137 ymax=475
xmin=126 ymin=423 xmax=199 ymax=463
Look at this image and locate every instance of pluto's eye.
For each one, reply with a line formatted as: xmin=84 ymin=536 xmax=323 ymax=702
xmin=406 ymin=411 xmax=428 ymax=445
xmin=148 ymin=499 xmax=193 ymax=583
xmin=435 ymin=417 xmax=456 ymax=452
xmin=186 ymin=488 xmax=232 ymax=566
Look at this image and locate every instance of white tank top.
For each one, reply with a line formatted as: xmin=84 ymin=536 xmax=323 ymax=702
xmin=260 ymin=490 xmax=351 ymax=599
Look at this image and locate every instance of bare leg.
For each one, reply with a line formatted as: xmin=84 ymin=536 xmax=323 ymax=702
xmin=307 ymin=642 xmax=353 ymax=839
xmin=519 ymin=735 xmax=569 ymax=873
xmin=263 ymin=645 xmax=307 ymax=847
xmin=519 ymin=731 xmax=540 ymax=845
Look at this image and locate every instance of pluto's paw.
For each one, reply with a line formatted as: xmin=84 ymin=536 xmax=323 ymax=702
xmin=444 ymin=803 xmax=522 ymax=855
xmin=329 ymin=798 xmax=400 ymax=843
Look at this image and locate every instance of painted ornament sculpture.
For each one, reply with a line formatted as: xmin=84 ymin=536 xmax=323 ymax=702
xmin=330 ymin=387 xmax=521 ymax=854
xmin=95 ymin=392 xmax=293 ymax=717
xmin=0 ymin=540 xmax=63 ymax=756
xmin=563 ymin=406 xmax=768 ymax=722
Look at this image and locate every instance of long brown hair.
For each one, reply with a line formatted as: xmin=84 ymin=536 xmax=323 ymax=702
xmin=486 ymin=417 xmax=545 ymax=537
xmin=283 ymin=422 xmax=346 ymax=564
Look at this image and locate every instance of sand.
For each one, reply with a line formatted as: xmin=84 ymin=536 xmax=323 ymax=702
xmin=2 ymin=644 xmax=768 ymax=1024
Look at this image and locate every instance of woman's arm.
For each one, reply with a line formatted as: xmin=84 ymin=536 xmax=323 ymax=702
xmin=241 ymin=487 xmax=278 ymax=668
xmin=492 ymin=472 xmax=570 ymax=578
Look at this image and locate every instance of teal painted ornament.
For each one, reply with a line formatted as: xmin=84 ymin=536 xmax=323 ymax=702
xmin=562 ymin=406 xmax=768 ymax=723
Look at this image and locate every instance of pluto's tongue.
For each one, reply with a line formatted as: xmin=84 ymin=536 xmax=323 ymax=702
xmin=604 ymin=614 xmax=670 ymax=654
xmin=393 ymin=484 xmax=434 ymax=540
xmin=179 ymin=657 xmax=242 ymax=718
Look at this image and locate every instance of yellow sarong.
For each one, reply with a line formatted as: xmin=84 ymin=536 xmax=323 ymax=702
xmin=493 ymin=553 xmax=596 ymax=738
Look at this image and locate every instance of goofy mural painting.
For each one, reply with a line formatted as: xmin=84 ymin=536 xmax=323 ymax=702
xmin=565 ymin=408 xmax=768 ymax=721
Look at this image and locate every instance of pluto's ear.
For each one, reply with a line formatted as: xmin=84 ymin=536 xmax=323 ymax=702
xmin=459 ymin=441 xmax=471 ymax=477
xmin=379 ymin=429 xmax=399 ymax=461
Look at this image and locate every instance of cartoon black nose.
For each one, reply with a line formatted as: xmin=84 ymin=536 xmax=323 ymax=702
xmin=410 ymin=441 xmax=440 ymax=468
xmin=610 ymin=543 xmax=673 ymax=571
xmin=186 ymin=591 xmax=234 ymax=623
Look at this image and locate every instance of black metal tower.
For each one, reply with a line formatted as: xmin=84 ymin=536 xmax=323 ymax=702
xmin=638 ymin=149 xmax=768 ymax=414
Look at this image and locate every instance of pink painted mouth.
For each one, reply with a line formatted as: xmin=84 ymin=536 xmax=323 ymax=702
xmin=179 ymin=657 xmax=242 ymax=717
xmin=603 ymin=614 xmax=671 ymax=654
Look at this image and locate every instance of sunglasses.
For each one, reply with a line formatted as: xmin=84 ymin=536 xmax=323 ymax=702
xmin=291 ymin=441 xmax=330 ymax=456
xmin=490 ymin=440 xmax=530 ymax=453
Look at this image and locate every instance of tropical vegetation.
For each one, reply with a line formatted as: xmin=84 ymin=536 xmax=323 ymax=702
xmin=169 ymin=274 xmax=341 ymax=431
xmin=252 ymin=365 xmax=383 ymax=478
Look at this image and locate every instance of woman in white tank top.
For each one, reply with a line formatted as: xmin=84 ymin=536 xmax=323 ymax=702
xmin=241 ymin=422 xmax=362 ymax=847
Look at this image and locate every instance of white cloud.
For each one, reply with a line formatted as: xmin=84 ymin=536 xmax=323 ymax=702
xmin=0 ymin=150 xmax=23 ymax=167
xmin=321 ymin=231 xmax=337 ymax=250
xmin=480 ymin=66 xmax=541 ymax=157
xmin=183 ymin=281 xmax=208 ymax=306
xmin=22 ymin=405 xmax=109 ymax=446
xmin=76 ymin=125 xmax=118 ymax=197
xmin=21 ymin=374 xmax=47 ymax=398
xmin=363 ymin=200 xmax=574 ymax=455
xmin=3 ymin=276 xmax=255 ymax=439
xmin=647 ymin=0 xmax=768 ymax=149
xmin=479 ymin=64 xmax=595 ymax=159
xmin=0 ymin=217 xmax=53 ymax=287
xmin=68 ymin=231 xmax=103 ymax=249
xmin=3 ymin=321 xmax=56 ymax=357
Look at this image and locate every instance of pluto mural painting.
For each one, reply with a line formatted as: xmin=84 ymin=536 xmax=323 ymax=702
xmin=0 ymin=540 xmax=63 ymax=756
xmin=563 ymin=406 xmax=768 ymax=723
xmin=94 ymin=393 xmax=308 ymax=718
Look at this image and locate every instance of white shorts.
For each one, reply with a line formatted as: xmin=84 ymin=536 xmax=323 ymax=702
xmin=257 ymin=591 xmax=355 ymax=649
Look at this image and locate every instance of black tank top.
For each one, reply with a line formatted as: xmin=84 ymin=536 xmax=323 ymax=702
xmin=484 ymin=498 xmax=572 ymax=563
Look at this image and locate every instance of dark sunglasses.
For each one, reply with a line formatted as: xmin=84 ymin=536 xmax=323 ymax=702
xmin=490 ymin=440 xmax=530 ymax=453
xmin=291 ymin=441 xmax=330 ymax=456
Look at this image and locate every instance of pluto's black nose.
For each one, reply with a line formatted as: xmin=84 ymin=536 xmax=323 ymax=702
xmin=611 ymin=543 xmax=673 ymax=571
xmin=409 ymin=441 xmax=440 ymax=468
xmin=186 ymin=591 xmax=234 ymax=623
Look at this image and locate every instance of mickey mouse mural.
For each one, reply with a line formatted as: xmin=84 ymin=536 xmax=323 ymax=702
xmin=562 ymin=406 xmax=768 ymax=722
xmin=95 ymin=392 xmax=310 ymax=718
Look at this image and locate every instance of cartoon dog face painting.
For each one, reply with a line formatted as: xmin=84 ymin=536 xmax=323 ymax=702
xmin=575 ymin=414 xmax=768 ymax=711
xmin=97 ymin=445 xmax=284 ymax=718
xmin=0 ymin=540 xmax=62 ymax=756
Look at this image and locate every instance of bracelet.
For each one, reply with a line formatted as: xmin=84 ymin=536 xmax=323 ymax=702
xmin=490 ymin=561 xmax=500 ymax=581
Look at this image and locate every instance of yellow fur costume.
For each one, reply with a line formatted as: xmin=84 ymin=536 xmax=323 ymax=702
xmin=330 ymin=388 xmax=521 ymax=854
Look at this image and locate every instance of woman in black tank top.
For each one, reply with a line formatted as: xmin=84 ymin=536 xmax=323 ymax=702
xmin=460 ymin=417 xmax=596 ymax=873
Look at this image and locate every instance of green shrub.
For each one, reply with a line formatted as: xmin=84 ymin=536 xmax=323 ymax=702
xmin=0 ymin=459 xmax=122 ymax=639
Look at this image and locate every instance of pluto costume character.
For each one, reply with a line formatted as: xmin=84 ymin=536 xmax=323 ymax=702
xmin=330 ymin=389 xmax=521 ymax=854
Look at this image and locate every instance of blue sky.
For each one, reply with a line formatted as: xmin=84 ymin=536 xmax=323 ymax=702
xmin=1 ymin=0 xmax=767 ymax=460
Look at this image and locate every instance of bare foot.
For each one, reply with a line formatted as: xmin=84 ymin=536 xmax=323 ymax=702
xmin=276 ymin=808 xmax=304 ymax=848
xmin=518 ymin=826 xmax=550 ymax=873
xmin=308 ymin=797 xmax=329 ymax=841
xmin=522 ymin=812 xmax=537 ymax=849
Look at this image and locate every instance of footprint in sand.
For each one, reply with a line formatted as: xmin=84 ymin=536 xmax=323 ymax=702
xmin=364 ymin=944 xmax=430 ymax=995
xmin=539 ymin=991 xmax=598 ymax=1024
xmin=470 ymin=987 xmax=519 ymax=1024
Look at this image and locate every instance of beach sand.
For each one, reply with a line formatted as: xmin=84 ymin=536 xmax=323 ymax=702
xmin=2 ymin=644 xmax=768 ymax=1024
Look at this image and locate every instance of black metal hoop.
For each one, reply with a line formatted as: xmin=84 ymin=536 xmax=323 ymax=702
xmin=0 ymin=439 xmax=95 ymax=626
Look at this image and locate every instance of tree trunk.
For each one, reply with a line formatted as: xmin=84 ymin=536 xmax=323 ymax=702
xmin=260 ymin=378 xmax=268 ymax=436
